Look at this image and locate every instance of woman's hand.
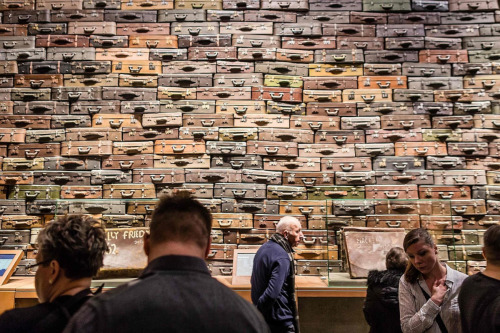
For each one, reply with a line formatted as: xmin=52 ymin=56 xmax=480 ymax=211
xmin=430 ymin=279 xmax=447 ymax=306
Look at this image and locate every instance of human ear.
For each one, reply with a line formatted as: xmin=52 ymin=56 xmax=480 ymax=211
xmin=49 ymin=260 xmax=60 ymax=283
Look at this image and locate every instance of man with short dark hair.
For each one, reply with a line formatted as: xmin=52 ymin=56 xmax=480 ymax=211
xmin=251 ymin=216 xmax=304 ymax=333
xmin=64 ymin=195 xmax=269 ymax=333
xmin=458 ymin=224 xmax=500 ymax=333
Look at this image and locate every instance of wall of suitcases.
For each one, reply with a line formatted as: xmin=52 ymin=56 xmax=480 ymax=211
xmin=0 ymin=0 xmax=499 ymax=278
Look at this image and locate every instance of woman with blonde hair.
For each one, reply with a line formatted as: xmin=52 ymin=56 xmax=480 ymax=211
xmin=399 ymin=228 xmax=467 ymax=333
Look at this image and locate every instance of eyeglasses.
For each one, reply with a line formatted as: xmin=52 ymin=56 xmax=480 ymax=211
xmin=29 ymin=258 xmax=52 ymax=269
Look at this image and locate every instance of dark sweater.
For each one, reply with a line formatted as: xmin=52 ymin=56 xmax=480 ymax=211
xmin=459 ymin=272 xmax=500 ymax=333
xmin=363 ymin=269 xmax=404 ymax=333
xmin=0 ymin=290 xmax=91 ymax=333
xmin=251 ymin=240 xmax=295 ymax=328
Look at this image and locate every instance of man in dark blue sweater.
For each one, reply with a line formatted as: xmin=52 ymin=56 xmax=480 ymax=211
xmin=251 ymin=216 xmax=304 ymax=333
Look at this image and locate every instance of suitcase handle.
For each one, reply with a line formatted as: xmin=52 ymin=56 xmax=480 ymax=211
xmin=386 ymin=221 xmax=401 ymax=228
xmin=24 ymin=191 xmax=40 ymax=199
xmin=420 ymin=69 xmax=435 ymax=76
xmin=61 ymin=120 xmax=79 ymax=127
xmin=82 ymin=78 xmax=100 ymax=85
xmin=201 ymin=120 xmax=215 ymax=126
xmin=361 ymin=95 xmax=375 ymax=102
xmin=452 ymin=206 xmax=467 ymax=214
xmin=439 ymin=192 xmax=453 ymax=200
xmin=491 ymin=121 xmax=500 ymax=128
xmin=379 ymin=3 xmax=393 ymax=9
xmin=229 ymin=161 xmax=243 ymax=169
xmin=453 ymin=177 xmax=468 ymax=184
xmin=384 ymin=191 xmax=399 ymax=199
xmin=414 ymin=147 xmax=428 ymax=154
xmin=269 ymin=93 xmax=284 ymax=100
xmin=332 ymin=136 xmax=347 ymax=144
xmin=394 ymin=29 xmax=407 ymax=36
xmin=146 ymin=41 xmax=159 ymax=48
xmin=482 ymin=220 xmax=499 ymax=226
xmin=325 ymin=67 xmax=345 ymax=74
xmin=205 ymin=52 xmax=218 ymax=59
xmin=178 ymin=104 xmax=196 ymax=112
xmin=77 ymin=147 xmax=92 ymax=154
xmin=67 ymin=92 xmax=82 ymax=99
xmin=298 ymin=207 xmax=312 ymax=215
xmin=301 ymin=179 xmax=316 ymax=186
xmin=202 ymin=175 xmax=224 ymax=181
xmin=217 ymin=220 xmax=233 ymax=227
xmin=11 ymin=161 xmax=34 ymax=169
xmin=24 ymin=151 xmax=40 ymax=158
xmin=232 ymin=190 xmax=247 ymax=198
xmin=14 ymin=119 xmax=33 ymax=126
xmin=250 ymin=41 xmax=263 ymax=47
xmin=324 ymin=191 xmax=348 ymax=197
xmin=467 ymin=3 xmax=480 ymax=9
xmin=188 ymin=28 xmax=201 ymax=36
xmin=82 ymin=132 xmax=104 ymax=139
xmin=83 ymin=65 xmax=98 ymax=72
xmin=120 ymin=190 xmax=135 ymax=198
xmin=128 ymin=66 xmax=143 ymax=73
xmin=124 ymin=147 xmax=141 ymax=154
xmin=291 ymin=28 xmax=303 ymax=35
xmin=392 ymin=204 xmax=414 ymax=211
xmin=231 ymin=80 xmax=245 ymax=87
xmin=119 ymin=161 xmax=134 ymax=169
xmin=54 ymin=37 xmax=74 ymax=44
xmin=373 ymin=68 xmax=390 ymax=75
xmin=482 ymin=81 xmax=496 ymax=89
xmin=220 ymin=268 xmax=233 ymax=275
xmin=109 ymin=120 xmax=124 ymax=128
xmin=461 ymin=147 xmax=477 ymax=154
xmin=319 ymin=148 xmax=334 ymax=155
xmin=284 ymin=162 xmax=301 ymax=168
xmin=278 ymin=2 xmax=290 ymax=8
xmin=207 ymin=250 xmax=217 ymax=258
xmin=302 ymin=237 xmax=316 ymax=245
xmin=171 ymin=145 xmax=186 ymax=153
xmin=233 ymin=107 xmax=247 ymax=114
xmin=60 ymin=160 xmax=84 ymax=167
xmin=39 ymin=205 xmax=55 ymax=212
xmin=264 ymin=147 xmax=279 ymax=155
xmin=480 ymin=42 xmax=494 ymax=50
xmin=72 ymin=191 xmax=89 ymax=197
xmin=393 ymin=163 xmax=408 ymax=171
xmin=216 ymin=92 xmax=231 ymax=98
xmin=437 ymin=55 xmax=451 ymax=62
xmin=393 ymin=175 xmax=416 ymax=181
xmin=308 ymin=122 xmax=322 ymax=130
xmin=339 ymin=164 xmax=353 ymax=171
xmin=54 ymin=176 xmax=70 ymax=182
xmin=29 ymin=80 xmax=45 ymax=89
xmin=467 ymin=251 xmax=482 ymax=255
xmin=139 ymin=1 xmax=154 ymax=6
xmin=62 ymin=53 xmax=76 ymax=61
xmin=2 ymin=41 xmax=16 ymax=49
xmin=174 ymin=14 xmax=187 ymax=20
xmin=0 ymin=238 xmax=7 ymax=245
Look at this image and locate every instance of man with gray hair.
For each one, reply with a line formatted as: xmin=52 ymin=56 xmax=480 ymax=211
xmin=251 ymin=216 xmax=304 ymax=333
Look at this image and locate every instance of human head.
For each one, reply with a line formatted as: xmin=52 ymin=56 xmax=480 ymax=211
xmin=276 ymin=216 xmax=303 ymax=247
xmin=403 ymin=228 xmax=438 ymax=283
xmin=483 ymin=225 xmax=500 ymax=266
xmin=386 ymin=247 xmax=407 ymax=271
xmin=35 ymin=215 xmax=107 ymax=302
xmin=147 ymin=195 xmax=212 ymax=255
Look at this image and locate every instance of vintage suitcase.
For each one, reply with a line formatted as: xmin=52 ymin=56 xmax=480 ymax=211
xmin=449 ymin=199 xmax=487 ymax=216
xmin=364 ymin=50 xmax=418 ymax=63
xmin=0 ymin=172 xmax=33 ymax=185
xmin=365 ymin=185 xmax=418 ymax=199
xmin=102 ymin=154 xmax=154 ymax=170
xmin=11 ymin=88 xmax=51 ymax=102
xmin=408 ymin=77 xmax=462 ymax=90
xmin=211 ymin=213 xmax=253 ymax=230
xmin=158 ymin=74 xmax=211 ymax=88
xmin=0 ymin=230 xmax=30 ymax=246
xmin=2 ymin=158 xmax=44 ymax=171
xmin=221 ymin=200 xmax=278 ymax=215
xmin=103 ymin=184 xmax=155 ymax=199
xmin=96 ymin=48 xmax=149 ymax=61
xmin=432 ymin=116 xmax=474 ymax=129
xmin=467 ymin=157 xmax=500 ymax=171
xmin=434 ymin=170 xmax=487 ymax=186
xmin=309 ymin=0 xmax=361 ymax=10
xmin=196 ymin=87 xmax=249 ymax=100
xmin=333 ymin=200 xmax=374 ymax=216
xmin=185 ymin=168 xmax=241 ymax=183
xmin=282 ymin=171 xmax=335 ymax=186
xmin=427 ymin=156 xmax=465 ymax=170
xmin=336 ymin=171 xmax=377 ymax=185
xmin=260 ymin=0 xmax=308 ymax=10
xmin=61 ymin=185 xmax=102 ymax=199
xmin=90 ymin=170 xmax=132 ymax=185
xmin=375 ymin=170 xmax=434 ymax=185
xmin=8 ymin=143 xmax=60 ymax=159
xmin=308 ymin=186 xmax=365 ymax=200
xmin=0 ymin=115 xmax=51 ymax=129
xmin=447 ymin=142 xmax=488 ymax=156
xmin=212 ymin=155 xmax=262 ymax=169
xmin=158 ymin=9 xmax=206 ymax=22
xmin=340 ymin=117 xmax=380 ymax=130
xmin=241 ymin=169 xmax=281 ymax=184
xmin=214 ymin=183 xmax=266 ymax=199
xmin=448 ymin=245 xmax=484 ymax=261
xmin=44 ymin=157 xmax=99 ymax=171
xmin=366 ymin=215 xmax=420 ymax=229
xmin=420 ymin=216 xmax=463 ymax=231
xmin=122 ymin=128 xmax=178 ymax=142
xmin=157 ymin=183 xmax=213 ymax=198
xmin=9 ymin=185 xmax=59 ymax=200
xmin=66 ymin=128 xmax=121 ymax=142
xmin=112 ymin=141 xmax=154 ymax=155
xmin=206 ymin=10 xmax=243 ymax=22
xmin=13 ymin=74 xmax=62 ymax=90
xmin=1 ymin=36 xmax=36 ymax=50
xmin=373 ymin=156 xmax=424 ymax=171
xmin=448 ymin=0 xmax=499 ymax=11
xmin=162 ymin=100 xmax=215 ymax=114
xmin=218 ymin=128 xmax=256 ymax=141
xmin=320 ymin=157 xmax=370 ymax=173
xmin=33 ymin=171 xmax=91 ymax=186
xmin=424 ymin=37 xmax=462 ymax=50
xmin=154 ymin=140 xmax=206 ymax=155
xmin=279 ymin=200 xmax=327 ymax=216
xmin=419 ymin=50 xmax=468 ymax=63
xmin=314 ymin=130 xmax=365 ymax=145
xmin=454 ymin=102 xmax=493 ymax=115
xmin=0 ymin=128 xmax=25 ymax=144
xmin=178 ymin=127 xmax=218 ymax=140
xmin=175 ymin=0 xmax=222 ymax=10
xmin=453 ymin=63 xmax=492 ymax=76
xmin=322 ymin=24 xmax=375 ymax=37
xmin=395 ymin=142 xmax=447 ymax=156
xmin=2 ymin=214 xmax=40 ymax=229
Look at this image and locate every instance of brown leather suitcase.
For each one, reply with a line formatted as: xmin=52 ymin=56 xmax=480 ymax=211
xmin=302 ymin=77 xmax=356 ymax=90
xmin=60 ymin=185 xmax=102 ymax=199
xmin=337 ymin=36 xmax=383 ymax=50
xmin=307 ymin=186 xmax=365 ymax=200
xmin=375 ymin=170 xmax=434 ymax=185
xmin=154 ymin=140 xmax=206 ymax=155
xmin=448 ymin=0 xmax=498 ymax=11
xmin=237 ymin=48 xmax=276 ymax=61
xmin=323 ymin=24 xmax=375 ymax=37
xmin=403 ymin=63 xmax=452 ymax=78
xmin=142 ymin=113 xmax=182 ymax=128
xmin=112 ymin=141 xmax=154 ymax=155
xmin=214 ymin=183 xmax=266 ymax=199
xmin=380 ymin=115 xmax=431 ymax=130
xmin=366 ymin=215 xmax=420 ymax=229
xmin=365 ymin=185 xmax=418 ymax=199
xmin=321 ymin=157 xmax=371 ymax=172
xmin=282 ymin=171 xmax=335 ymax=187
xmin=364 ymin=64 xmax=402 ymax=76
xmin=154 ymin=154 xmax=210 ymax=169
xmin=358 ymin=76 xmax=406 ymax=89
xmin=101 ymin=87 xmax=156 ymax=101
xmin=306 ymin=103 xmax=356 ymax=116
xmin=233 ymin=114 xmax=289 ymax=128
xmin=8 ymin=143 xmax=59 ymax=159
xmin=90 ymin=35 xmax=128 ymax=48
xmin=386 ymin=37 xmax=425 ymax=49
xmin=129 ymin=35 xmax=178 ymax=49
xmin=119 ymin=75 xmax=158 ymax=88
xmin=51 ymin=115 xmax=91 ymax=129
xmin=215 ymin=100 xmax=265 ymax=115
xmin=92 ymin=114 xmax=141 ymax=129
xmin=335 ymin=171 xmax=376 ymax=185
xmin=206 ymin=10 xmax=243 ymax=22
xmin=447 ymin=142 xmax=489 ymax=156
xmin=97 ymin=49 xmax=149 ymax=61
xmin=102 ymin=155 xmax=154 ymax=170
xmin=395 ymin=142 xmax=447 ymax=156
xmin=211 ymin=213 xmax=253 ymax=230
xmin=451 ymin=199 xmax=487 ymax=216
xmin=197 ymin=87 xmax=251 ymax=100
xmin=299 ymin=143 xmax=355 ymax=158
xmin=432 ymin=116 xmax=474 ymax=129
xmin=179 ymin=34 xmax=231 ymax=47
xmin=35 ymin=35 xmax=89 ymax=48
xmin=112 ymin=61 xmax=161 ymax=75
xmin=419 ymin=186 xmax=471 ymax=200
xmin=182 ymin=114 xmax=233 ymax=127
xmin=2 ymin=158 xmax=44 ymax=171
xmin=162 ymin=99 xmax=215 ymax=113
xmin=241 ymin=169 xmax=281 ymax=184
xmin=103 ymin=184 xmax=156 ymax=199
xmin=308 ymin=64 xmax=363 ymax=77
xmin=358 ymin=102 xmax=413 ymax=116
xmin=158 ymin=87 xmax=198 ymax=100
xmin=0 ymin=171 xmax=33 ymax=185
xmin=11 ymin=88 xmax=51 ymax=102
xmin=434 ymin=170 xmax=487 ymax=186
xmin=160 ymin=184 xmax=210 ymax=200
xmin=171 ymin=22 xmax=219 ymax=35
xmin=66 ymin=128 xmax=121 ymax=142
xmin=33 ymin=170 xmax=91 ymax=186
xmin=260 ymin=0 xmax=307 ymax=10
xmin=188 ymin=47 xmax=237 ymax=61
xmin=14 ymin=74 xmax=63 ymax=89
xmin=44 ymin=157 xmax=100 ymax=171
xmin=120 ymin=0 xmax=173 ymax=9
xmin=70 ymin=61 xmax=111 ymax=75
xmin=421 ymin=216 xmax=463 ymax=231
xmin=364 ymin=50 xmax=418 ymax=63
xmin=0 ymin=115 xmax=50 ymax=129
xmin=256 ymin=61 xmax=308 ymax=76
xmin=341 ymin=117 xmax=380 ymax=130
xmin=419 ymin=50 xmax=468 ymax=63
xmin=251 ymin=86 xmax=303 ymax=102
xmin=467 ymin=157 xmax=500 ymax=171
xmin=185 ymin=169 xmax=241 ymax=183
xmin=453 ymin=63 xmax=492 ymax=76
xmin=205 ymin=141 xmax=246 ymax=155
xmin=258 ymin=128 xmax=313 ymax=143
xmin=314 ymin=130 xmax=365 ymax=144
xmin=216 ymin=61 xmax=254 ymax=74
xmin=214 ymin=73 xmax=263 ymax=88
xmin=333 ymin=200 xmax=374 ymax=216
xmin=179 ymin=127 xmax=218 ymax=141
xmin=212 ymin=155 xmax=262 ymax=169
xmin=61 ymin=140 xmax=112 ymax=157
xmin=281 ymin=36 xmax=335 ymax=50
xmin=0 ymin=128 xmax=25 ymax=143
xmin=388 ymin=12 xmax=440 ymax=24
xmin=122 ymin=128 xmax=178 ymax=142
xmin=342 ymin=89 xmax=392 ymax=103
xmin=263 ymin=157 xmax=321 ymax=171
xmin=246 ymin=140 xmax=297 ymax=156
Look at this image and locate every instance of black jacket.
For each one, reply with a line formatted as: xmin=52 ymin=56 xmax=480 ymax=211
xmin=64 ymin=255 xmax=270 ymax=333
xmin=363 ymin=269 xmax=404 ymax=333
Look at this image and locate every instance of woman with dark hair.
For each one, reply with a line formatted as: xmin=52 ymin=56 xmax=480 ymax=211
xmin=0 ymin=215 xmax=108 ymax=333
xmin=363 ymin=247 xmax=408 ymax=333
xmin=399 ymin=228 xmax=467 ymax=333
